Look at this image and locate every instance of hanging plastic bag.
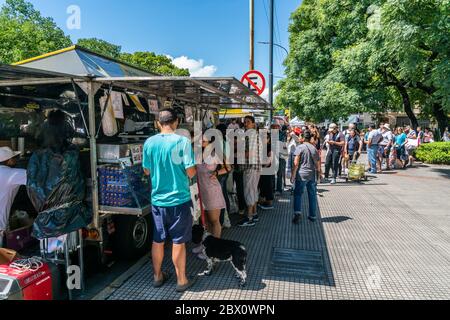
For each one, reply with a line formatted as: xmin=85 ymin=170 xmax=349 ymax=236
xmin=99 ymin=94 xmax=118 ymax=137
xmin=27 ymin=147 xmax=91 ymax=239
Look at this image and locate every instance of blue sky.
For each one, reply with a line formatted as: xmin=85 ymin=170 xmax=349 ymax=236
xmin=2 ymin=0 xmax=301 ymax=92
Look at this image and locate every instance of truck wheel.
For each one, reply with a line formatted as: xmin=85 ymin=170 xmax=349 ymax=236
xmin=113 ymin=215 xmax=153 ymax=260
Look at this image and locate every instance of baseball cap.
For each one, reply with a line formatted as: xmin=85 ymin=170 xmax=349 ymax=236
xmin=0 ymin=147 xmax=21 ymax=163
xmin=329 ymin=123 xmax=338 ymax=130
xmin=293 ymin=127 xmax=302 ymax=136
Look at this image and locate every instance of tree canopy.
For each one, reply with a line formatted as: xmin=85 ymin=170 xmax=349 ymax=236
xmin=0 ymin=0 xmax=189 ymax=76
xmin=277 ymin=0 xmax=449 ymax=131
xmin=0 ymin=0 xmax=71 ymax=64
xmin=77 ymin=38 xmax=189 ymax=76
xmin=77 ymin=38 xmax=122 ymax=59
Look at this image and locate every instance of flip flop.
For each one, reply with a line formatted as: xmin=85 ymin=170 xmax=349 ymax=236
xmin=176 ymin=276 xmax=197 ymax=293
xmin=153 ymin=272 xmax=171 ymax=288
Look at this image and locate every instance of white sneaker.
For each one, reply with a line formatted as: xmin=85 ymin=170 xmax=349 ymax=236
xmin=331 ymin=179 xmax=337 ymax=184
xmin=223 ymin=213 xmax=231 ymax=228
xmin=192 ymin=245 xmax=204 ymax=254
xmin=196 ymin=253 xmax=207 ymax=260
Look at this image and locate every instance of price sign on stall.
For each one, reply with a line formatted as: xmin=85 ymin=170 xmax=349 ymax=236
xmin=241 ymin=70 xmax=266 ymax=96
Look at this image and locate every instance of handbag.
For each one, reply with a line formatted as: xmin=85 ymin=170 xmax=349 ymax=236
xmin=229 ymin=193 xmax=239 ymax=215
xmin=405 ymin=138 xmax=418 ymax=151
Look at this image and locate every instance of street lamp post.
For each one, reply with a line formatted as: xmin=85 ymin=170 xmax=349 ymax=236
xmin=269 ymin=0 xmax=274 ymax=123
xmin=258 ymin=42 xmax=289 ymax=56
xmin=258 ymin=40 xmax=289 ymax=122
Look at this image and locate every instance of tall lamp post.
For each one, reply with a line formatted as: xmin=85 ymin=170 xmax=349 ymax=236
xmin=258 ymin=42 xmax=289 ymax=56
xmin=258 ymin=41 xmax=289 ymax=121
xmin=269 ymin=0 xmax=274 ymax=122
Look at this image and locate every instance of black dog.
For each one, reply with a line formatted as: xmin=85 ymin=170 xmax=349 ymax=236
xmin=192 ymin=224 xmax=248 ymax=287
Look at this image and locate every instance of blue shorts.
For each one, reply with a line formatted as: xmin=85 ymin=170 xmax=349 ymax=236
xmin=151 ymin=200 xmax=193 ymax=244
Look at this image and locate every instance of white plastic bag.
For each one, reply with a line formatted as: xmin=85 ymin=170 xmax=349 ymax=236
xmin=99 ymin=94 xmax=118 ymax=137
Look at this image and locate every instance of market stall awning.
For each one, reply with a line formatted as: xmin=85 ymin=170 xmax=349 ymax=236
xmin=12 ymin=45 xmax=155 ymax=78
xmin=0 ymin=65 xmax=271 ymax=110
xmin=0 ymin=64 xmax=86 ymax=86
xmin=93 ymin=76 xmax=271 ymax=110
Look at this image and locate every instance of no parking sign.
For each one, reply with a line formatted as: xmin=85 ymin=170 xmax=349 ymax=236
xmin=241 ymin=70 xmax=266 ymax=96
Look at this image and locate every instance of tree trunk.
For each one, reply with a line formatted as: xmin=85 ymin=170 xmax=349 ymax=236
xmin=432 ymin=103 xmax=449 ymax=137
xmin=396 ymin=84 xmax=418 ymax=130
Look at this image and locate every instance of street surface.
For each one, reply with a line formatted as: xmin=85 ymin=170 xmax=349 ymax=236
xmin=93 ymin=160 xmax=450 ymax=300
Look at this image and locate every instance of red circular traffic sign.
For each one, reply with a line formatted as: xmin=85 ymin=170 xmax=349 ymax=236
xmin=241 ymin=70 xmax=266 ymax=96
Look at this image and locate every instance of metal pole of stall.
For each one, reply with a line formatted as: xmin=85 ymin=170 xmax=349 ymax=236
xmin=88 ymin=81 xmax=100 ymax=230
xmin=78 ymin=229 xmax=85 ymax=292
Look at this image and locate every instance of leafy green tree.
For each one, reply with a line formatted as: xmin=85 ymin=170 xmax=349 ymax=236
xmin=377 ymin=0 xmax=449 ymax=132
xmin=77 ymin=38 xmax=122 ymax=59
xmin=75 ymin=38 xmax=189 ymax=76
xmin=0 ymin=0 xmax=189 ymax=77
xmin=278 ymin=0 xmax=449 ymax=132
xmin=0 ymin=0 xmax=71 ymax=64
xmin=120 ymin=52 xmax=189 ymax=76
xmin=277 ymin=0 xmax=391 ymax=123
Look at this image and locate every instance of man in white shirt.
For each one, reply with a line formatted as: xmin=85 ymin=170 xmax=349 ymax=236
xmin=0 ymin=147 xmax=27 ymax=247
xmin=379 ymin=124 xmax=394 ymax=171
xmin=367 ymin=124 xmax=383 ymax=174
xmin=227 ymin=119 xmax=240 ymax=130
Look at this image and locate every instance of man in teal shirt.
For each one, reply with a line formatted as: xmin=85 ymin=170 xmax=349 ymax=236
xmin=143 ymin=108 xmax=197 ymax=292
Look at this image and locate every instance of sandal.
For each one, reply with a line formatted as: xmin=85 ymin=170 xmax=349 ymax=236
xmin=153 ymin=271 xmax=171 ymax=288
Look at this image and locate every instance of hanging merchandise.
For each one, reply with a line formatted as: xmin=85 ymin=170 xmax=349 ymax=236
xmin=110 ymin=91 xmax=124 ymax=119
xmin=203 ymin=110 xmax=215 ymax=129
xmin=129 ymin=95 xmax=147 ymax=113
xmin=121 ymin=93 xmax=130 ymax=106
xmin=185 ymin=106 xmax=194 ymax=123
xmin=148 ymin=99 xmax=159 ymax=119
xmin=164 ymin=100 xmax=173 ymax=108
xmin=99 ymin=94 xmax=118 ymax=137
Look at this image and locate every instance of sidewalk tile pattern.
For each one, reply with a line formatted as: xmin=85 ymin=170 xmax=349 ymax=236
xmin=106 ymin=163 xmax=450 ymax=300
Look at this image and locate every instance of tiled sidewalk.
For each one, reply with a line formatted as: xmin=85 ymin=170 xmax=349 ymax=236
xmin=102 ymin=164 xmax=450 ymax=300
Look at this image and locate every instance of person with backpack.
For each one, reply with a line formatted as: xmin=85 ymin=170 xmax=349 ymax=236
xmin=291 ymin=130 xmax=321 ymax=224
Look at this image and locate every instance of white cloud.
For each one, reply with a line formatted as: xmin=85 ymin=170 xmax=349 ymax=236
xmin=167 ymin=55 xmax=217 ymax=77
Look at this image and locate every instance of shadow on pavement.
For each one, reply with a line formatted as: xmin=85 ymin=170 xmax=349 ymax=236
xmin=321 ymin=216 xmax=353 ymax=224
xmin=431 ymin=168 xmax=450 ymax=179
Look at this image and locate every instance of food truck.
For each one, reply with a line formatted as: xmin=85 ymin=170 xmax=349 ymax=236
xmin=0 ymin=46 xmax=271 ymax=265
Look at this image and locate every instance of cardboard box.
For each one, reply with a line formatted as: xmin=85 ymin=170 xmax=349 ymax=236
xmin=0 ymin=248 xmax=17 ymax=265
